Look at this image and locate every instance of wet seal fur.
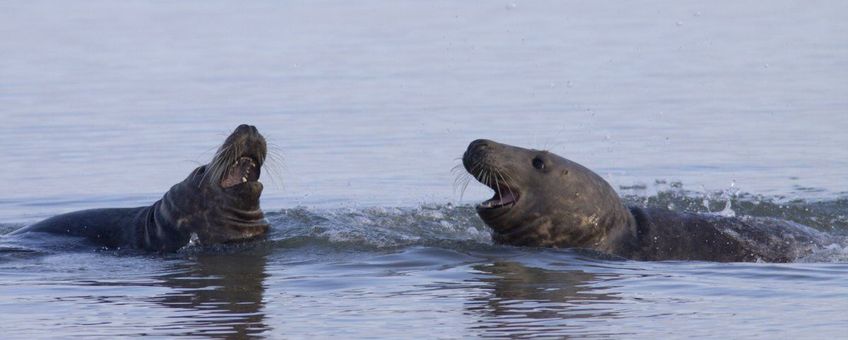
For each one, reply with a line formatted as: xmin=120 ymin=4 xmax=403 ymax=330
xmin=10 ymin=124 xmax=270 ymax=252
xmin=462 ymin=139 xmax=830 ymax=262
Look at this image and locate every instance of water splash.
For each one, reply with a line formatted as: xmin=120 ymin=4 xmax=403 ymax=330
xmin=265 ymin=204 xmax=493 ymax=249
xmin=621 ymin=184 xmax=848 ymax=234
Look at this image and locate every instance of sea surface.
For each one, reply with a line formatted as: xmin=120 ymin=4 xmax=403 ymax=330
xmin=1 ymin=1 xmax=847 ymax=338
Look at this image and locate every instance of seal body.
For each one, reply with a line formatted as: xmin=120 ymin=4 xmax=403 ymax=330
xmin=462 ymin=139 xmax=829 ymax=262
xmin=13 ymin=207 xmax=177 ymax=251
xmin=622 ymin=208 xmax=823 ymax=262
xmin=10 ymin=124 xmax=270 ymax=252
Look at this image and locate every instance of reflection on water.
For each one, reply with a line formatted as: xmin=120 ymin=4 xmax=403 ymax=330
xmin=1 ymin=242 xmax=847 ymax=338
xmin=152 ymin=251 xmax=270 ymax=338
xmin=468 ymin=261 xmax=621 ymax=338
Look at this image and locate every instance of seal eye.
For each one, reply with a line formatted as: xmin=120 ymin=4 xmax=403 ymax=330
xmin=532 ymin=157 xmax=545 ymax=170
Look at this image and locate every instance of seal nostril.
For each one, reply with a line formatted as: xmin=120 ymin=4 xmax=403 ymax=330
xmin=469 ymin=139 xmax=492 ymax=152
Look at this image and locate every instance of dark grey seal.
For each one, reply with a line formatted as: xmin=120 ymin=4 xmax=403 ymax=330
xmin=462 ymin=139 xmax=831 ymax=262
xmin=10 ymin=124 xmax=270 ymax=252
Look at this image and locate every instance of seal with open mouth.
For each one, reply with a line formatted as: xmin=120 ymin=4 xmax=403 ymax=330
xmin=10 ymin=124 xmax=270 ymax=252
xmin=462 ymin=139 xmax=830 ymax=262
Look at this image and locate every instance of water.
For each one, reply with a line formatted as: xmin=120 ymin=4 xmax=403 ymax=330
xmin=1 ymin=0 xmax=847 ymax=338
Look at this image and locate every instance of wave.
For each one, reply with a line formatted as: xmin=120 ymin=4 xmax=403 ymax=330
xmin=619 ymin=186 xmax=848 ymax=233
xmin=263 ymin=204 xmax=494 ymax=250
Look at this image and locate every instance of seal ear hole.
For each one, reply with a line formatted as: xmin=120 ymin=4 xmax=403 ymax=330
xmin=532 ymin=157 xmax=545 ymax=170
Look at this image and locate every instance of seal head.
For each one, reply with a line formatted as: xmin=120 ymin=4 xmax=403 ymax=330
xmin=155 ymin=124 xmax=270 ymax=246
xmin=462 ymin=139 xmax=636 ymax=251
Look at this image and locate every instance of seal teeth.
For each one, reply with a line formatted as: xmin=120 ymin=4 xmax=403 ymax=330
xmin=478 ymin=190 xmax=518 ymax=210
xmin=242 ymin=176 xmax=248 ymax=183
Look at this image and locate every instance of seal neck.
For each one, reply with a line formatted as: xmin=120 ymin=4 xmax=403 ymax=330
xmin=592 ymin=205 xmax=641 ymax=256
xmin=134 ymin=199 xmax=192 ymax=252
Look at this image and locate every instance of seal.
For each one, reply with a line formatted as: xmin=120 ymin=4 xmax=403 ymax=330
xmin=462 ymin=139 xmax=829 ymax=262
xmin=10 ymin=124 xmax=270 ymax=252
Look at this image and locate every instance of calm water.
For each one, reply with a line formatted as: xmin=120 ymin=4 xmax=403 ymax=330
xmin=1 ymin=0 xmax=847 ymax=338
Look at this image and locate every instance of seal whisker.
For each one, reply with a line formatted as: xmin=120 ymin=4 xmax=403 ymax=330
xmin=486 ymin=169 xmax=494 ymax=190
xmin=501 ymin=168 xmax=518 ymax=191
xmin=474 ymin=162 xmax=485 ymax=178
xmin=493 ymin=169 xmax=504 ymax=201
xmin=451 ymin=163 xmax=466 ymax=185
xmin=493 ymin=166 xmax=506 ymax=190
xmin=450 ymin=163 xmax=467 ymax=176
xmin=453 ymin=174 xmax=472 ymax=201
xmin=202 ymin=142 xmax=235 ymax=186
xmin=454 ymin=161 xmax=485 ymax=201
xmin=489 ymin=168 xmax=498 ymax=189
xmin=452 ymin=172 xmax=470 ymax=193
xmin=453 ymin=172 xmax=471 ymax=190
xmin=263 ymin=146 xmax=286 ymax=189
xmin=459 ymin=177 xmax=472 ymax=201
xmin=506 ymin=173 xmax=518 ymax=197
xmin=498 ymin=170 xmax=512 ymax=197
xmin=500 ymin=169 xmax=518 ymax=202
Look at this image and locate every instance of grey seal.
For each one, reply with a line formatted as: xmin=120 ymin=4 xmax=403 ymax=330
xmin=10 ymin=124 xmax=270 ymax=252
xmin=462 ymin=139 xmax=829 ymax=262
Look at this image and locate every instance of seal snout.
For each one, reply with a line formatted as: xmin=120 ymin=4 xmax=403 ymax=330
xmin=462 ymin=139 xmax=495 ymax=172
xmin=234 ymin=124 xmax=259 ymax=135
xmin=462 ymin=139 xmax=521 ymax=211
xmin=213 ymin=124 xmax=268 ymax=189
xmin=468 ymin=139 xmax=492 ymax=151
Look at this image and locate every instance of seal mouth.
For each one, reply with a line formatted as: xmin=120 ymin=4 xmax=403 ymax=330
xmin=220 ymin=156 xmax=261 ymax=188
xmin=462 ymin=139 xmax=521 ymax=211
xmin=207 ymin=124 xmax=268 ymax=190
xmin=478 ymin=180 xmax=520 ymax=210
